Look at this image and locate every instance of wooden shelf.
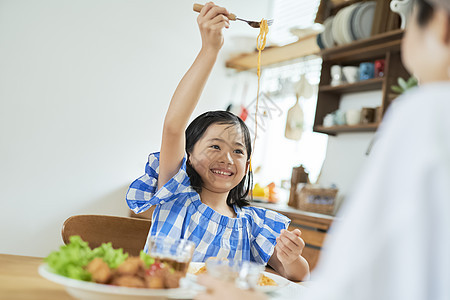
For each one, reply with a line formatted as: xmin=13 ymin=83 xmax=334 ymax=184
xmin=313 ymin=29 xmax=411 ymax=135
xmin=319 ymin=77 xmax=384 ymax=94
xmin=320 ymin=29 xmax=404 ymax=63
xmin=225 ymin=29 xmax=404 ymax=71
xmin=225 ymin=34 xmax=320 ymax=71
xmin=314 ymin=123 xmax=379 ymax=135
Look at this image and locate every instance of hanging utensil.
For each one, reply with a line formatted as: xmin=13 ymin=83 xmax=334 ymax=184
xmin=295 ymin=74 xmax=314 ymax=99
xmin=285 ymin=95 xmax=304 ymax=141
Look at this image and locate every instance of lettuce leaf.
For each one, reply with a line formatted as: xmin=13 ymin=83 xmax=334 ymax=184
xmin=140 ymin=250 xmax=155 ymax=268
xmin=45 ymin=235 xmax=128 ymax=281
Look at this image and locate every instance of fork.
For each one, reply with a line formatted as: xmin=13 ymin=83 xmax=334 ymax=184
xmin=193 ymin=3 xmax=273 ymax=28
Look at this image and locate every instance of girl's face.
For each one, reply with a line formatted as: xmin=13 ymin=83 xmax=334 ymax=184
xmin=402 ymin=4 xmax=450 ymax=83
xmin=189 ymin=123 xmax=249 ymax=194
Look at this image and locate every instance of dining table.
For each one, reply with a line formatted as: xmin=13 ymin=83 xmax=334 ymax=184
xmin=0 ymin=254 xmax=73 ymax=300
xmin=0 ymin=253 xmax=307 ymax=300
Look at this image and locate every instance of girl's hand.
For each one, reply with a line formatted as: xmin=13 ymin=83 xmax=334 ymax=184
xmin=197 ymin=2 xmax=230 ymax=52
xmin=275 ymin=229 xmax=305 ymax=265
xmin=195 ymin=274 xmax=267 ymax=300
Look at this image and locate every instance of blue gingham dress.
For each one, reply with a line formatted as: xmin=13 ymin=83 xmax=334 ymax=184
xmin=126 ymin=152 xmax=290 ymax=264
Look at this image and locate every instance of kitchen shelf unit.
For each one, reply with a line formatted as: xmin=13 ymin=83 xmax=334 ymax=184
xmin=314 ymin=29 xmax=410 ymax=135
xmin=225 ymin=34 xmax=320 ymax=71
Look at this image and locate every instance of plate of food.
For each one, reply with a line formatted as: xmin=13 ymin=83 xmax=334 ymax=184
xmin=39 ymin=235 xmax=197 ymax=300
xmin=38 ymin=263 xmax=195 ymax=300
xmin=187 ymin=261 xmax=290 ymax=293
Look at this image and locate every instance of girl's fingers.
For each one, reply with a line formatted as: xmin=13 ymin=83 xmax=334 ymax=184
xmin=292 ymin=228 xmax=302 ymax=236
xmin=204 ymin=6 xmax=229 ymax=22
xmin=276 ymin=246 xmax=290 ymax=260
xmin=210 ymin=14 xmax=230 ymax=25
xmin=277 ymin=235 xmax=296 ymax=253
xmin=280 ymin=229 xmax=304 ymax=248
xmin=204 ymin=15 xmax=229 ymax=29
xmin=199 ymin=2 xmax=215 ymax=17
xmin=210 ymin=22 xmax=229 ymax=30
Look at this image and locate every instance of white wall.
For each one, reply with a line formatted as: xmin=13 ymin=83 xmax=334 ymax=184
xmin=318 ymin=90 xmax=382 ymax=211
xmin=0 ymin=0 xmax=271 ymax=257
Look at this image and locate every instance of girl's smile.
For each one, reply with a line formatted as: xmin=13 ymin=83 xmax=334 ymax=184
xmin=210 ymin=168 xmax=234 ymax=177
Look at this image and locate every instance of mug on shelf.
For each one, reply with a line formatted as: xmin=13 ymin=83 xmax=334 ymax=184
xmin=359 ymin=62 xmax=375 ymax=80
xmin=342 ymin=66 xmax=359 ymax=84
xmin=334 ymin=110 xmax=346 ymax=125
xmin=345 ymin=109 xmax=361 ymax=125
xmin=374 ymin=59 xmax=385 ymax=78
xmin=330 ymin=65 xmax=343 ymax=86
xmin=323 ymin=113 xmax=335 ymax=127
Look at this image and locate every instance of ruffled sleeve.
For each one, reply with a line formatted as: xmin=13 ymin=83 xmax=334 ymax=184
xmin=126 ymin=152 xmax=192 ymax=214
xmin=248 ymin=207 xmax=291 ymax=264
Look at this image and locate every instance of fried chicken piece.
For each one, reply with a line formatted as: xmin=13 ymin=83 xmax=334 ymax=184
xmin=111 ymin=275 xmax=146 ymax=288
xmin=116 ymin=256 xmax=143 ymax=276
xmin=86 ymin=257 xmax=112 ymax=283
xmin=145 ymin=275 xmax=165 ymax=289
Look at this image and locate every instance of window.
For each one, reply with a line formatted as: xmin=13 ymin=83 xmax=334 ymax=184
xmin=247 ymin=58 xmax=328 ymax=186
xmin=269 ymin=0 xmax=321 ymax=45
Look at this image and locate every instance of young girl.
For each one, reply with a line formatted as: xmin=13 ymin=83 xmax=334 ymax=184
xmin=126 ymin=2 xmax=309 ymax=281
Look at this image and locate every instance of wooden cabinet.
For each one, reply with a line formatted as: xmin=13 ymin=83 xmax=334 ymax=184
xmin=314 ymin=29 xmax=411 ymax=135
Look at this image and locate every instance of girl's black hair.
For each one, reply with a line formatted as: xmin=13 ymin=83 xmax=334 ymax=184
xmin=185 ymin=110 xmax=253 ymax=208
xmin=416 ymin=0 xmax=435 ymax=26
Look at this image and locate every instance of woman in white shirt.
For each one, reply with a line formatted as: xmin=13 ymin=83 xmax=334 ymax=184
xmin=195 ymin=0 xmax=450 ymax=299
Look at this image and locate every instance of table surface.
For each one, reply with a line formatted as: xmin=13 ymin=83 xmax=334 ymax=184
xmin=0 ymin=254 xmax=73 ymax=300
xmin=0 ymin=254 xmax=305 ymax=300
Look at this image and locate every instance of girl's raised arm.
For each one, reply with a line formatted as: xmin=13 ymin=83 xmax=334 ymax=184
xmin=158 ymin=3 xmax=230 ymax=189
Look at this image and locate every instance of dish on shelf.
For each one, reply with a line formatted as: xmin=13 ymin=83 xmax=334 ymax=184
xmin=317 ymin=33 xmax=325 ymax=49
xmin=342 ymin=4 xmax=360 ymax=43
xmin=321 ymin=16 xmax=335 ymax=49
xmin=331 ymin=9 xmax=345 ymax=45
xmin=328 ymin=1 xmax=377 ymax=47
xmin=353 ymin=1 xmax=377 ymax=40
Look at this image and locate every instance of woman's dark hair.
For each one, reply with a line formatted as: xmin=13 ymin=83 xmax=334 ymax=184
xmin=416 ymin=0 xmax=435 ymax=26
xmin=185 ymin=110 xmax=253 ymax=208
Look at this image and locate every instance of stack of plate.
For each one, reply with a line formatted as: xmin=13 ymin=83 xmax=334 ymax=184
xmin=317 ymin=16 xmax=335 ymax=49
xmin=316 ymin=1 xmax=377 ymax=49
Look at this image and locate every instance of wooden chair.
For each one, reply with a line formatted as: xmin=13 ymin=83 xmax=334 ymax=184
xmin=61 ymin=215 xmax=151 ymax=256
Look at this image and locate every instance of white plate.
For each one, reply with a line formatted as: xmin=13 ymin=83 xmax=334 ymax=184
xmin=38 ymin=264 xmax=196 ymax=300
xmin=186 ymin=262 xmax=290 ymax=293
xmin=354 ymin=1 xmax=376 ymax=40
xmin=331 ymin=10 xmax=345 ymax=45
xmin=342 ymin=4 xmax=360 ymax=43
xmin=322 ymin=16 xmax=335 ymax=49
